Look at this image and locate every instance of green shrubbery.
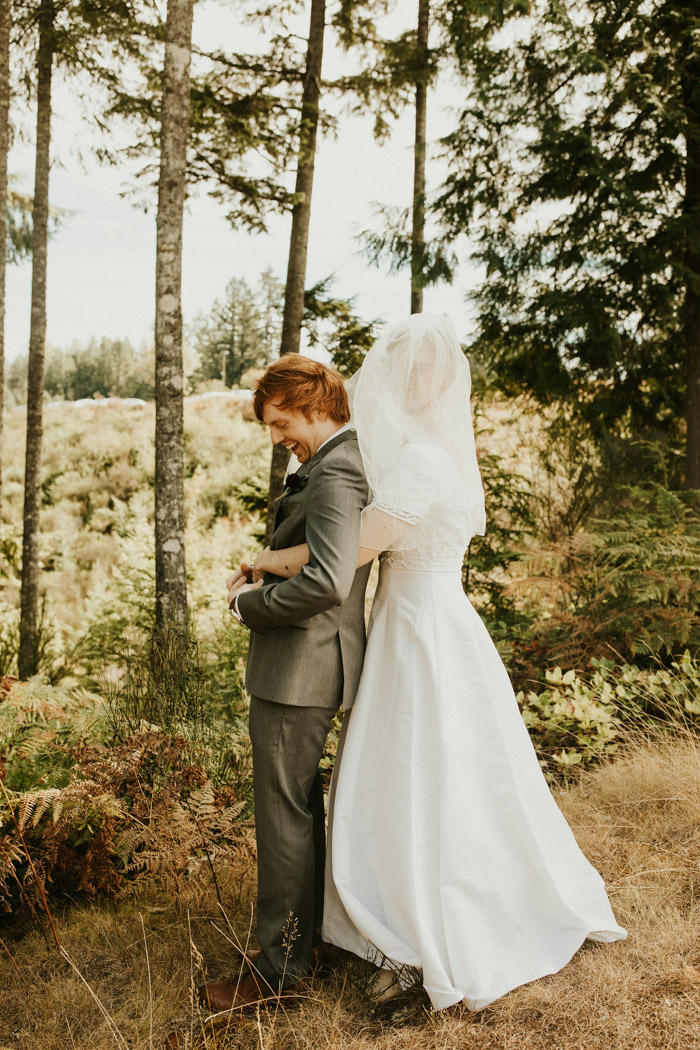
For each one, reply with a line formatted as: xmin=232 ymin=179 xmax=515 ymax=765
xmin=1 ymin=400 xmax=268 ymax=669
xmin=515 ymin=485 xmax=700 ymax=672
xmin=518 ymin=654 xmax=700 ymax=773
xmin=466 ymin=395 xmax=700 ymax=684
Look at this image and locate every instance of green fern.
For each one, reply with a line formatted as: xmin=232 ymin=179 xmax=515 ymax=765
xmin=512 ymin=484 xmax=700 ymax=666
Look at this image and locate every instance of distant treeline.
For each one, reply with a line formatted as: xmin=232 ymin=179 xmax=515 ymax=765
xmin=5 ymin=269 xmax=373 ymax=407
xmin=5 ymin=272 xmax=289 ymax=405
xmin=6 ymin=337 xmax=155 ymax=405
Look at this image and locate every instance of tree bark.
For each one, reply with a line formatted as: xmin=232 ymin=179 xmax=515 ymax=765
xmin=18 ymin=0 xmax=53 ymax=680
xmin=0 ymin=0 xmax=10 ymax=517
xmin=264 ymin=0 xmax=326 ymax=542
xmin=410 ymin=0 xmax=429 ymax=315
xmin=683 ymin=42 xmax=700 ymax=488
xmin=154 ymin=0 xmax=194 ymax=627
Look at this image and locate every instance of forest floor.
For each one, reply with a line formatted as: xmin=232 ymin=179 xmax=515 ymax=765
xmin=1 ymin=734 xmax=699 ymax=1050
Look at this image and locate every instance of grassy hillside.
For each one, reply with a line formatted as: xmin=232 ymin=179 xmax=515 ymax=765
xmin=1 ymin=397 xmax=270 ymax=667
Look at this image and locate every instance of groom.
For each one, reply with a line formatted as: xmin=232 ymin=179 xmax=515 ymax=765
xmin=198 ymin=353 xmax=371 ymax=1012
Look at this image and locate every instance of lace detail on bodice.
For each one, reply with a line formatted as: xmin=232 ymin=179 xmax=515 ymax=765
xmin=380 ymin=518 xmax=466 ymax=572
xmin=371 ymin=497 xmax=426 ymax=526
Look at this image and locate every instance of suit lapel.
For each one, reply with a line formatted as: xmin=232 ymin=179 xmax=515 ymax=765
xmin=304 ymin=427 xmax=356 ymax=470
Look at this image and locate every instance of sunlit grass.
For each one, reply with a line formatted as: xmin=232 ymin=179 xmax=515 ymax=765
xmin=1 ymin=731 xmax=698 ymax=1049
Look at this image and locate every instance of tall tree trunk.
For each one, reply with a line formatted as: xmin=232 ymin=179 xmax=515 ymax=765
xmin=0 ymin=0 xmax=10 ymax=517
xmin=154 ymin=0 xmax=193 ymax=627
xmin=18 ymin=0 xmax=53 ymax=680
xmin=683 ymin=45 xmax=700 ymax=488
xmin=410 ymin=0 xmax=429 ymax=315
xmin=264 ymin=0 xmax=326 ymax=542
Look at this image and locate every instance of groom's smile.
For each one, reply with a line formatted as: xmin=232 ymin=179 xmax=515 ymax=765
xmin=261 ymin=401 xmax=342 ymax=464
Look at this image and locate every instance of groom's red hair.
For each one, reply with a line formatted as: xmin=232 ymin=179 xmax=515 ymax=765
xmin=253 ymin=353 xmax=350 ymax=424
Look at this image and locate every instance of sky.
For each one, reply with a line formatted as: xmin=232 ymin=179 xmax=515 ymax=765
xmin=5 ymin=1 xmax=477 ymax=366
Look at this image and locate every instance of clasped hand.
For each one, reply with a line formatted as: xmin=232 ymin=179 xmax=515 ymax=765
xmin=226 ymin=547 xmax=270 ymax=608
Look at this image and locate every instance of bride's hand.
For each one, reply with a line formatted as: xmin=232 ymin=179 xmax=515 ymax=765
xmin=252 ymin=547 xmax=271 ymax=583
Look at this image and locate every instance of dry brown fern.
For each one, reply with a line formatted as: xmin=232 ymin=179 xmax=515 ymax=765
xmin=17 ymin=788 xmax=62 ymax=831
xmin=1 ymin=729 xmax=251 ymax=913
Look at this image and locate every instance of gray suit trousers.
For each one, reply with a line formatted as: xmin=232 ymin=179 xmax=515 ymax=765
xmin=249 ymin=695 xmax=336 ymax=986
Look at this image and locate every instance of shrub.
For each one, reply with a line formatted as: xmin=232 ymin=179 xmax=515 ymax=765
xmin=518 ymin=653 xmax=700 ymax=774
xmin=0 ymin=601 xmax=64 ymax=683
xmin=0 ymin=677 xmax=251 ymax=915
xmin=0 ymin=676 xmax=111 ymax=792
xmin=463 ymin=451 xmax=535 ymax=620
xmin=513 ymin=485 xmax=700 ymax=669
xmin=518 ymin=666 xmax=623 ymax=772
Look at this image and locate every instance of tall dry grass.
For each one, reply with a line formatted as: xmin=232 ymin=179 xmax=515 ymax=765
xmin=1 ymin=731 xmax=698 ymax=1050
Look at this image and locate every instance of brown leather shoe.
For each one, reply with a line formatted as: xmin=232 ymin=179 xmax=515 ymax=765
xmin=197 ymin=972 xmax=307 ymax=1014
xmin=242 ymin=942 xmax=328 ymax=973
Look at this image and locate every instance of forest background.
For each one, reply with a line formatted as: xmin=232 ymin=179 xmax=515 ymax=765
xmin=1 ymin=1 xmax=700 ymax=1048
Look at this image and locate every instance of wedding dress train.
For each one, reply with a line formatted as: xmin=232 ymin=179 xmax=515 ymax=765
xmin=322 ymin=509 xmax=626 ymax=1011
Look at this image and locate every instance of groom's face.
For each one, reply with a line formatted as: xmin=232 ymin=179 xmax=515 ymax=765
xmin=261 ymin=400 xmax=327 ymax=464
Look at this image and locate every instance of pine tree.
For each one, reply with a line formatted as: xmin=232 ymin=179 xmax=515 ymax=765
xmin=7 ymin=183 xmax=34 ymax=262
xmin=342 ymin=0 xmax=452 ymax=308
xmin=154 ymin=0 xmax=194 ymax=629
xmin=437 ymin=0 xmax=700 ymax=484
xmin=190 ymin=272 xmax=283 ymax=389
xmin=682 ymin=6 xmax=700 ymax=486
xmin=102 ymin=6 xmax=299 ymax=232
xmin=303 ymin=275 xmax=376 ymax=376
xmin=411 ymin=0 xmax=429 ymax=314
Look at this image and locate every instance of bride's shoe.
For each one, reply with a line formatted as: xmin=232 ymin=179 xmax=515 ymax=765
xmin=370 ymin=967 xmax=404 ymax=1004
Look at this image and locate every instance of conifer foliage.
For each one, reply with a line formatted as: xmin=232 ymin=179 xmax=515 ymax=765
xmin=263 ymin=0 xmax=329 ymax=537
xmin=438 ymin=0 xmax=700 ymax=480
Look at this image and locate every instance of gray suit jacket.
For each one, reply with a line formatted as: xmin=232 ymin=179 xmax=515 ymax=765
xmin=237 ymin=430 xmax=371 ymax=711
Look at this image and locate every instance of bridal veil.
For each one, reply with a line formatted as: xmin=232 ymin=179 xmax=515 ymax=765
xmin=348 ymin=312 xmax=486 ymax=549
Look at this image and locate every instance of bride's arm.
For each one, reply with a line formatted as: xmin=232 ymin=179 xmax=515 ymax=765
xmin=253 ymin=508 xmax=401 ymax=579
xmin=356 ymin=508 xmax=402 ymax=565
xmin=252 ymin=545 xmax=309 ymax=581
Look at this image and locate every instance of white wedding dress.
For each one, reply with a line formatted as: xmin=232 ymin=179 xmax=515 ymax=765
xmin=322 ymin=490 xmax=627 ymax=1011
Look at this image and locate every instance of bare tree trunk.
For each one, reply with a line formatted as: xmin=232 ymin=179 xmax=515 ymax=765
xmin=154 ymin=0 xmax=194 ymax=627
xmin=0 ymin=0 xmax=10 ymax=517
xmin=264 ymin=0 xmax=327 ymax=542
xmin=684 ymin=52 xmax=700 ymax=488
xmin=18 ymin=0 xmax=53 ymax=680
xmin=410 ymin=0 xmax=429 ymax=315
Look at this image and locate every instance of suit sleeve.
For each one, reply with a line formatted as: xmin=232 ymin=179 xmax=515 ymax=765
xmin=237 ymin=448 xmax=367 ymax=633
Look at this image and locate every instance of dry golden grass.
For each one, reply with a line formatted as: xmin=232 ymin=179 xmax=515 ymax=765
xmin=1 ymin=734 xmax=699 ymax=1050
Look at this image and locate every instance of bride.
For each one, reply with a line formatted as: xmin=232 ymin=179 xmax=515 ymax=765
xmin=251 ymin=313 xmax=626 ymax=1011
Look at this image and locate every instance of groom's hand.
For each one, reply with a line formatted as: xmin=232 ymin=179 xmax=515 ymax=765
xmin=227 ymin=575 xmax=263 ymax=609
xmin=227 ymin=563 xmax=253 ymax=590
